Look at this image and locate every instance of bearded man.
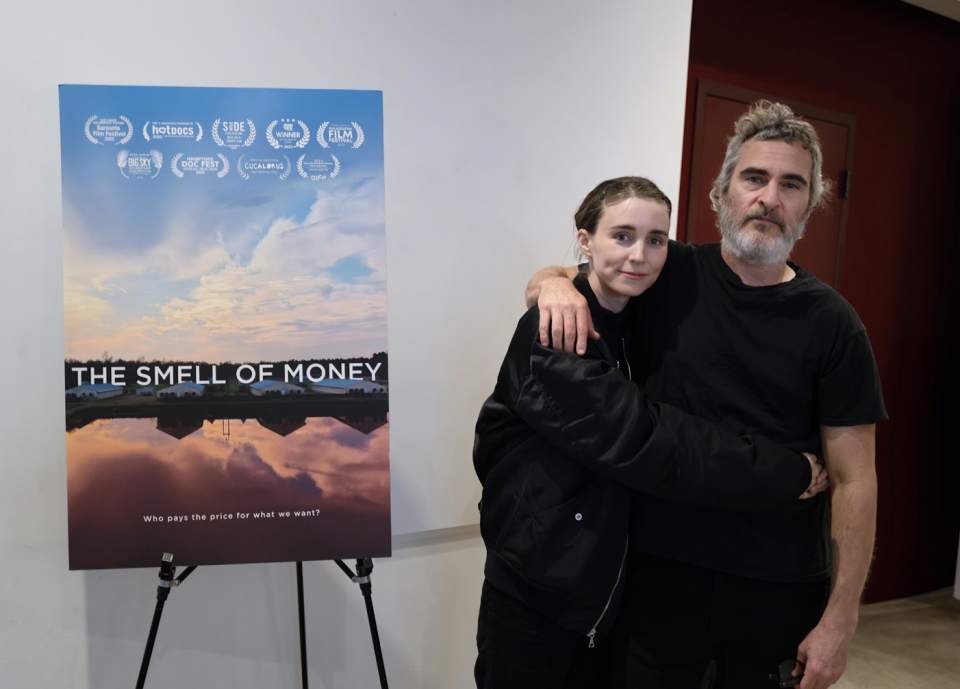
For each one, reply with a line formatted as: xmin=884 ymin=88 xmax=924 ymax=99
xmin=525 ymin=101 xmax=886 ymax=689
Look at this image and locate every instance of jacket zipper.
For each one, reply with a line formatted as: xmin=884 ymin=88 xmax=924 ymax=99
xmin=620 ymin=337 xmax=632 ymax=381
xmin=587 ymin=335 xmax=633 ymax=648
xmin=586 ymin=536 xmax=629 ymax=647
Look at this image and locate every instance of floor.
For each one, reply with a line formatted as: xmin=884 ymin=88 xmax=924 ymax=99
xmin=835 ymin=588 xmax=960 ymax=689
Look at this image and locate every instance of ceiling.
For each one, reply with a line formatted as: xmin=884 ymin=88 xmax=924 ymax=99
xmin=900 ymin=0 xmax=960 ymax=22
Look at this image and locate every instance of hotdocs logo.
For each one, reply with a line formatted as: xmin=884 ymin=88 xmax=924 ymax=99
xmin=143 ymin=121 xmax=203 ymax=141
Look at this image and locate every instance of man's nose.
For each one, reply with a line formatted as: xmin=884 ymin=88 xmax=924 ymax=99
xmin=758 ymin=180 xmax=781 ymax=209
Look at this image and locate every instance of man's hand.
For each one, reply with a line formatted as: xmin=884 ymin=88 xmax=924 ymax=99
xmin=798 ymin=453 xmax=829 ymax=499
xmin=795 ymin=620 xmax=853 ymax=689
xmin=537 ymin=276 xmax=598 ymax=354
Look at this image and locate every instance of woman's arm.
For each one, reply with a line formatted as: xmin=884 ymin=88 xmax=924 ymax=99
xmin=508 ymin=328 xmax=816 ymax=512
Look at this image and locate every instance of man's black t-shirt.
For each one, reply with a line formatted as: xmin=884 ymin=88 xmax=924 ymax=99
xmin=631 ymin=241 xmax=887 ymax=582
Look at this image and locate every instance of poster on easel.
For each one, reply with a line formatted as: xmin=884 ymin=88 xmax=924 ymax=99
xmin=59 ymin=85 xmax=389 ymax=570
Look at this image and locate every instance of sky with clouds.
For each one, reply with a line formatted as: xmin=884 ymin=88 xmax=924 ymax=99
xmin=60 ymin=86 xmax=386 ymax=363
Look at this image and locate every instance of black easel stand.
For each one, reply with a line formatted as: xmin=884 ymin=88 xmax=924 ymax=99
xmin=135 ymin=555 xmax=388 ymax=689
xmin=135 ymin=553 xmax=196 ymax=689
xmin=335 ymin=558 xmax=389 ymax=689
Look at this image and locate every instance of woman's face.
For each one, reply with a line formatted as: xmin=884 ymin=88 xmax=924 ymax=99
xmin=577 ymin=196 xmax=669 ymax=312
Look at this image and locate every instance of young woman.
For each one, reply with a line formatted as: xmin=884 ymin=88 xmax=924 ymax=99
xmin=473 ymin=177 xmax=825 ymax=689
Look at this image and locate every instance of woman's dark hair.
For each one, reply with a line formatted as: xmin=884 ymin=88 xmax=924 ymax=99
xmin=574 ymin=176 xmax=672 ymax=235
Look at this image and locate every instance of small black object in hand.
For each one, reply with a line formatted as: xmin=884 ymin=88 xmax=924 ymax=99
xmin=769 ymin=658 xmax=803 ymax=687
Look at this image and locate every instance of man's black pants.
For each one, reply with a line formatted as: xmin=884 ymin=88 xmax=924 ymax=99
xmin=474 ymin=580 xmax=610 ymax=689
xmin=608 ymin=552 xmax=830 ymax=689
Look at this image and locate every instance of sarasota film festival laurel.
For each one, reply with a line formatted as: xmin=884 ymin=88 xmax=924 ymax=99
xmin=68 ymin=361 xmax=384 ymax=388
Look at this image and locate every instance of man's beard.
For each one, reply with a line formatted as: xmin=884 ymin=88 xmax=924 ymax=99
xmin=718 ymin=201 xmax=805 ymax=266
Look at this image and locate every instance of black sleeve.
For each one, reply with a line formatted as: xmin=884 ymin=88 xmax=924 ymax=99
xmin=818 ymin=329 xmax=888 ymax=426
xmin=513 ymin=338 xmax=813 ymax=513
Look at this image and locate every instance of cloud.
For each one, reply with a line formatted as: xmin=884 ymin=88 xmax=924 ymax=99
xmin=63 ymin=179 xmax=387 ymax=361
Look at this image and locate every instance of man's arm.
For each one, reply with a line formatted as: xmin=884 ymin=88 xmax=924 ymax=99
xmin=514 ymin=338 xmax=820 ymax=512
xmin=797 ymin=423 xmax=877 ymax=689
xmin=524 ymin=265 xmax=597 ymax=354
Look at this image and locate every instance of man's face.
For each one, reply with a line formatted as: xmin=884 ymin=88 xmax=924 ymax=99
xmin=718 ymin=139 xmax=813 ymax=265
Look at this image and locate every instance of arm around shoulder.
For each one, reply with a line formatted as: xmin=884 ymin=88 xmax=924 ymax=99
xmin=524 ymin=265 xmax=596 ymax=354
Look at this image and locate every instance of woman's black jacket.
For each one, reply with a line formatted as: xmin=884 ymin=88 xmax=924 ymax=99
xmin=473 ymin=278 xmax=812 ymax=641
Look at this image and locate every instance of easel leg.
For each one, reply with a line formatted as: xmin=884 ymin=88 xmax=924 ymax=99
xmin=136 ymin=553 xmax=196 ymax=689
xmin=297 ymin=561 xmax=309 ymax=689
xmin=335 ymin=558 xmax=390 ymax=689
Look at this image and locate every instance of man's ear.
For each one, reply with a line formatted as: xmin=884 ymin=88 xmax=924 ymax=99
xmin=576 ymin=229 xmax=592 ymax=258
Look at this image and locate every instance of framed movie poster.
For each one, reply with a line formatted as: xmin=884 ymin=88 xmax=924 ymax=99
xmin=59 ymin=85 xmax=389 ymax=570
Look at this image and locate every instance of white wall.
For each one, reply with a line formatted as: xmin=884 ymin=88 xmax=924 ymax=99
xmin=0 ymin=0 xmax=692 ymax=686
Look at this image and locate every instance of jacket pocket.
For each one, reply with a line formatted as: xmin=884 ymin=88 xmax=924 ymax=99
xmin=497 ymin=477 xmax=628 ymax=606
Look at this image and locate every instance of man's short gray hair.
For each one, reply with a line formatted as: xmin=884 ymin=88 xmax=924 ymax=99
xmin=709 ymin=101 xmax=832 ymax=217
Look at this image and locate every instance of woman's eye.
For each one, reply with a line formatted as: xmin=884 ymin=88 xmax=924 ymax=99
xmin=649 ymin=237 xmax=662 ymax=246
xmin=615 ymin=233 xmax=629 ymax=241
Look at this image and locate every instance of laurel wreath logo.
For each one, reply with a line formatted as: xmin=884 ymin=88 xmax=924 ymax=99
xmin=244 ymin=120 xmax=256 ymax=147
xmin=280 ymin=155 xmax=292 ymax=180
xmin=351 ymin=122 xmax=364 ymax=149
xmin=211 ymin=119 xmax=224 ymax=146
xmin=150 ymin=150 xmax=162 ymax=178
xmin=296 ymin=120 xmax=310 ymax=148
xmin=117 ymin=150 xmax=129 ymax=177
xmin=170 ymin=153 xmax=184 ymax=178
xmin=316 ymin=122 xmax=329 ymax=148
xmin=118 ymin=116 xmax=133 ymax=145
xmin=237 ymin=154 xmax=249 ymax=180
xmin=143 ymin=121 xmax=152 ymax=141
xmin=297 ymin=154 xmax=307 ymax=179
xmin=266 ymin=120 xmax=280 ymax=149
xmin=330 ymin=154 xmax=340 ymax=178
xmin=217 ymin=154 xmax=230 ymax=178
xmin=195 ymin=122 xmax=203 ymax=142
xmin=85 ymin=115 xmax=101 ymax=145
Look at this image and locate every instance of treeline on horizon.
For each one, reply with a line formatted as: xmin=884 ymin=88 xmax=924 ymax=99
xmin=63 ymin=352 xmax=389 ymax=390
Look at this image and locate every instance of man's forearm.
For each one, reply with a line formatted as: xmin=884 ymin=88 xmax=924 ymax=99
xmin=525 ymin=265 xmax=578 ymax=309
xmin=822 ymin=475 xmax=877 ymax=630
xmin=796 ymin=424 xmax=877 ymax=689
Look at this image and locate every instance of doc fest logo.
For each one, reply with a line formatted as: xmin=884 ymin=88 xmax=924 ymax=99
xmin=212 ymin=118 xmax=256 ymax=149
xmin=117 ymin=150 xmax=162 ymax=179
xmin=143 ymin=121 xmax=203 ymax=142
xmin=316 ymin=121 xmax=364 ymax=148
xmin=170 ymin=153 xmax=230 ymax=178
xmin=266 ymin=119 xmax=311 ymax=149
xmin=85 ymin=115 xmax=133 ymax=145
xmin=237 ymin=155 xmax=292 ymax=180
